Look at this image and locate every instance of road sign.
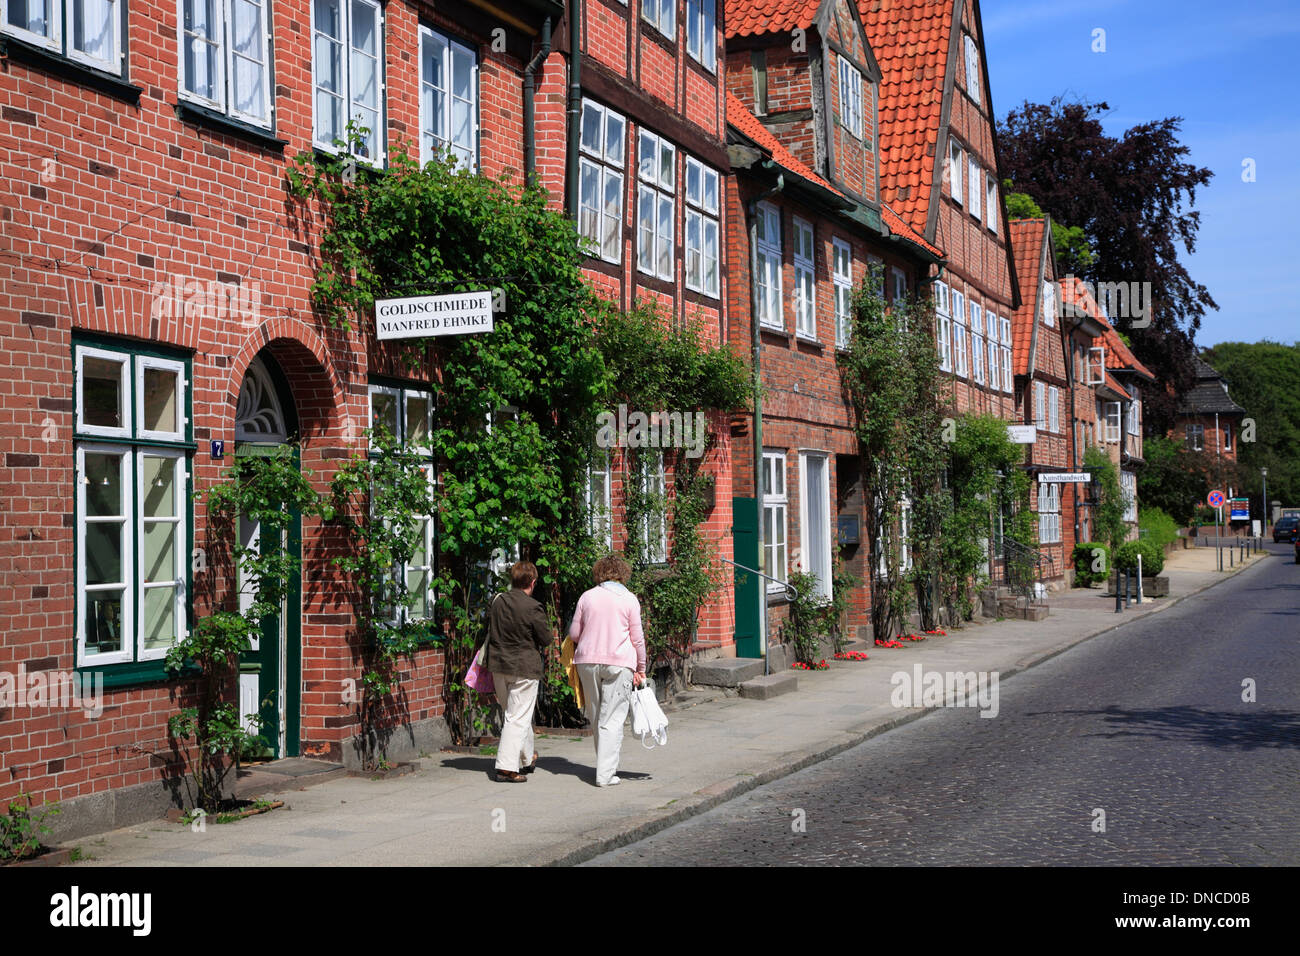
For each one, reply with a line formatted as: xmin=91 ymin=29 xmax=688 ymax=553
xmin=1207 ymin=490 xmax=1225 ymax=509
xmin=1007 ymin=425 xmax=1037 ymax=444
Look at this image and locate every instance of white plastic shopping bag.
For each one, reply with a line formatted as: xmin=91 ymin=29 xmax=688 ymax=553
xmin=629 ymin=680 xmax=669 ymax=749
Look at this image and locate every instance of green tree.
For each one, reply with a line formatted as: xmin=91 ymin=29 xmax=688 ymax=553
xmin=1137 ymin=435 xmax=1210 ymax=525
xmin=1003 ymin=187 xmax=1095 ymax=278
xmin=1085 ymin=446 xmax=1127 ymax=551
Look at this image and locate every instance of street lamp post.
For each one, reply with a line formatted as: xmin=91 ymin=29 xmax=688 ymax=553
xmin=1261 ymin=467 xmax=1268 ymax=538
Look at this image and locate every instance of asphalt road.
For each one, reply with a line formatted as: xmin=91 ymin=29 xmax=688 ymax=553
xmin=586 ymin=543 xmax=1300 ymax=866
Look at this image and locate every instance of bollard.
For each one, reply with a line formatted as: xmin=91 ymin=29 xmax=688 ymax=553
xmin=1124 ymin=569 xmax=1131 ymax=608
xmin=1136 ymin=553 xmax=1143 ymax=604
xmin=1115 ymin=572 xmax=1123 ymax=613
xmin=1230 ymin=547 xmax=1234 ymax=567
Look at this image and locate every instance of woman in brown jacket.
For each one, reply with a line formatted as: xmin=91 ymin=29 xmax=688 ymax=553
xmin=484 ymin=561 xmax=553 ymax=782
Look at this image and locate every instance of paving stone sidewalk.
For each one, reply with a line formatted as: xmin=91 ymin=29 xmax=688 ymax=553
xmin=66 ymin=544 xmax=1268 ymax=867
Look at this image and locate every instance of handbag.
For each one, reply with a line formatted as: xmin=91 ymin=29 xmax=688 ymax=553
xmin=465 ymin=641 xmax=494 ymax=695
xmin=629 ymin=680 xmax=669 ymax=749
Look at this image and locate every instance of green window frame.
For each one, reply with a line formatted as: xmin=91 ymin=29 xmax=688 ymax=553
xmin=73 ymin=335 xmax=194 ymax=681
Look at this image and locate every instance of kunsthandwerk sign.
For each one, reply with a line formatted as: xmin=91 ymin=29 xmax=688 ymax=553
xmin=1039 ymin=472 xmax=1091 ymax=483
xmin=375 ymin=291 xmax=494 ymax=340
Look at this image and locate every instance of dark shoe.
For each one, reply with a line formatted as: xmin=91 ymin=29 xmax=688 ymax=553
xmin=520 ymin=752 xmax=540 ymax=774
xmin=496 ymin=769 xmax=527 ymax=783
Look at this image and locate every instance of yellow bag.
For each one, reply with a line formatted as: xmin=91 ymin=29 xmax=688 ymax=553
xmin=560 ymin=637 xmax=584 ymax=711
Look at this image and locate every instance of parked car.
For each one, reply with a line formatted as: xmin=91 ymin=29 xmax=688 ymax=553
xmin=1272 ymin=515 xmax=1299 ymax=543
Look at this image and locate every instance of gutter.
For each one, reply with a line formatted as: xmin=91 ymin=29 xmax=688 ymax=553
xmin=522 ymin=16 xmax=553 ymax=183
xmin=565 ymin=0 xmax=582 ymax=219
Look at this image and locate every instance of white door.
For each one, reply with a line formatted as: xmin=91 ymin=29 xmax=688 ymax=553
xmin=800 ymin=453 xmax=832 ymax=600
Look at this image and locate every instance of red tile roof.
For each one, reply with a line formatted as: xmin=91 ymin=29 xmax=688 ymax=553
xmin=727 ymin=96 xmax=940 ymax=259
xmin=858 ymin=0 xmax=953 ymax=238
xmin=725 ymin=0 xmax=824 ymax=39
xmin=1098 ymin=321 xmax=1155 ymax=380
xmin=1008 ymin=218 xmax=1046 ymax=376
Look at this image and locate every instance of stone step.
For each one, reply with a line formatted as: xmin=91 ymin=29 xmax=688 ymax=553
xmin=691 ymin=657 xmax=767 ymax=688
xmin=739 ymin=672 xmax=798 ymax=700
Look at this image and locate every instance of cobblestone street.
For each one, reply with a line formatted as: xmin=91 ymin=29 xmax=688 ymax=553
xmin=587 ymin=544 xmax=1300 ymax=866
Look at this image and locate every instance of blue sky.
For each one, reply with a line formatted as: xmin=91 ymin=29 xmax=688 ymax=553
xmin=981 ymin=0 xmax=1300 ymax=347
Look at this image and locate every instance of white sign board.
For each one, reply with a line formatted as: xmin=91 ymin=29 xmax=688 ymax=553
xmin=1040 ymin=472 xmax=1091 ymax=483
xmin=1007 ymin=425 xmax=1037 ymax=444
xmin=375 ymin=291 xmax=494 ymax=340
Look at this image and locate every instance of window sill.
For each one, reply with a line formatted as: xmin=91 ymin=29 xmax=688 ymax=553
xmin=795 ymin=334 xmax=823 ymax=349
xmin=81 ymin=658 xmax=201 ymax=690
xmin=174 ymin=100 xmax=287 ymax=151
xmin=759 ymin=323 xmax=790 ymax=340
xmin=312 ymin=145 xmax=387 ymax=174
xmin=0 ymin=34 xmax=142 ymax=105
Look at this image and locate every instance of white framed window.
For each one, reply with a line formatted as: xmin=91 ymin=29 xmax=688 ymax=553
xmin=578 ymin=98 xmax=626 ymax=263
xmin=179 ymin=0 xmax=272 ymax=128
xmin=999 ymin=316 xmax=1013 ymax=392
xmin=1106 ymin=401 xmax=1122 ymax=443
xmin=762 ymin=450 xmax=787 ymax=590
xmin=75 ymin=340 xmax=192 ymax=668
xmin=420 ymin=24 xmax=477 ymax=170
xmin=986 ymin=176 xmax=998 ymax=233
xmin=639 ymin=451 xmax=667 ymax=564
xmin=641 ymin=0 xmax=673 ymax=39
xmin=948 ymin=138 xmax=964 ymax=204
xmin=684 ymin=0 xmax=715 ymax=72
xmin=1127 ymin=396 xmax=1141 ymax=436
xmin=838 ymin=54 xmax=863 ymax=138
xmin=952 ymin=290 xmax=968 ymax=377
xmin=1034 ymin=380 xmax=1047 ymax=430
xmin=587 ymin=450 xmax=612 ymax=549
xmin=1084 ymin=345 xmax=1105 ymax=385
xmin=1048 ymin=385 xmax=1060 ymax=433
xmin=1042 ymin=279 xmax=1057 ymax=327
xmin=833 ymin=237 xmax=853 ymax=349
xmin=1037 ymin=482 xmax=1060 ymax=544
xmin=3 ymin=0 xmax=124 ymax=74
xmin=637 ymin=129 xmax=675 ymax=281
xmin=934 ymin=280 xmax=952 ymax=371
xmin=970 ymin=302 xmax=984 ymax=384
xmin=367 ymin=383 xmax=437 ymax=623
xmin=964 ymin=34 xmax=981 ymax=105
xmin=987 ymin=328 xmax=999 ymax=391
xmin=1185 ymin=423 xmax=1204 ymax=451
xmin=1122 ymin=471 xmax=1137 ymax=522
xmin=314 ymin=0 xmax=384 ymax=161
xmin=684 ymin=155 xmax=720 ymax=296
xmin=891 ymin=267 xmax=907 ymax=304
xmin=755 ymin=201 xmax=783 ymax=329
xmin=793 ymin=217 xmax=816 ymax=339
xmin=968 ymin=159 xmax=982 ymax=220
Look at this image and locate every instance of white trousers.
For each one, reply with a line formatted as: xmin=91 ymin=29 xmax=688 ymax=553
xmin=577 ymin=663 xmax=632 ymax=786
xmin=492 ymin=673 xmax=538 ymax=773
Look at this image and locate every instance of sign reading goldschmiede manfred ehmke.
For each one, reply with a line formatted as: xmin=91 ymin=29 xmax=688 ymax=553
xmin=375 ymin=291 xmax=494 ymax=340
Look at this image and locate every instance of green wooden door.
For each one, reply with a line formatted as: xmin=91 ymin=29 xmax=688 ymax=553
xmin=732 ymin=497 xmax=761 ymax=658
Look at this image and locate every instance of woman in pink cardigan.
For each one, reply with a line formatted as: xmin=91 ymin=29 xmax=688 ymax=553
xmin=568 ymin=554 xmax=646 ymax=787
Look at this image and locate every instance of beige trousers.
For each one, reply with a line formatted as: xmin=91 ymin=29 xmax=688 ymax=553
xmin=492 ymin=673 xmax=538 ymax=773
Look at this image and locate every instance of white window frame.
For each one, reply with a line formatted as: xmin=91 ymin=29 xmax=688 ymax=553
xmin=755 ymin=201 xmax=784 ymax=330
xmin=986 ymin=175 xmax=998 ymax=233
xmin=934 ymin=280 xmax=952 ymax=371
xmin=1106 ymin=401 xmax=1122 ymax=443
xmin=891 ymin=267 xmax=907 ymax=305
xmin=951 ymin=290 xmax=968 ymax=378
xmin=313 ymin=0 xmax=385 ymax=163
xmin=968 ymin=159 xmax=982 ymax=221
xmin=137 ymin=448 xmax=188 ymax=662
xmin=1048 ymin=385 xmax=1060 ymax=433
xmin=4 ymin=0 xmax=124 ymax=74
xmin=1042 ymin=279 xmax=1057 ymax=328
xmin=641 ymin=0 xmax=673 ymax=40
xmin=1185 ymin=423 xmax=1204 ymax=451
xmin=970 ymin=302 xmax=985 ymax=384
xmin=684 ymin=0 xmax=715 ymax=72
xmin=1034 ymin=380 xmax=1047 ymax=430
xmin=578 ymin=98 xmax=626 ymax=264
xmin=1037 ymin=482 xmax=1060 ymax=544
xmin=136 ymin=355 xmax=187 ymax=443
xmin=999 ymin=315 xmax=1013 ymax=392
xmin=419 ymin=23 xmax=477 ymax=171
xmin=640 ymin=451 xmax=667 ymax=565
xmin=833 ymin=237 xmax=853 ymax=349
xmin=637 ymin=129 xmax=676 ymax=281
xmin=77 ymin=443 xmax=134 ymax=666
xmin=838 ymin=54 xmax=863 ymax=138
xmin=76 ymin=344 xmax=132 ymax=440
xmin=762 ymin=450 xmax=788 ymax=591
xmin=684 ymin=155 xmax=720 ymax=296
xmin=178 ymin=0 xmax=273 ymax=128
xmin=1122 ymin=471 xmax=1137 ymax=523
xmin=1085 ymin=345 xmax=1106 ymax=385
xmin=964 ymin=33 xmax=981 ymax=105
xmin=793 ymin=217 xmax=816 ymax=339
xmin=587 ymin=450 xmax=612 ymax=549
xmin=948 ymin=138 xmax=964 ymax=205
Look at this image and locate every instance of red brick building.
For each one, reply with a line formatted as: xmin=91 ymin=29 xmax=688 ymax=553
xmin=1171 ymin=357 xmax=1246 ymax=501
xmin=721 ymin=1 xmax=942 ymax=651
